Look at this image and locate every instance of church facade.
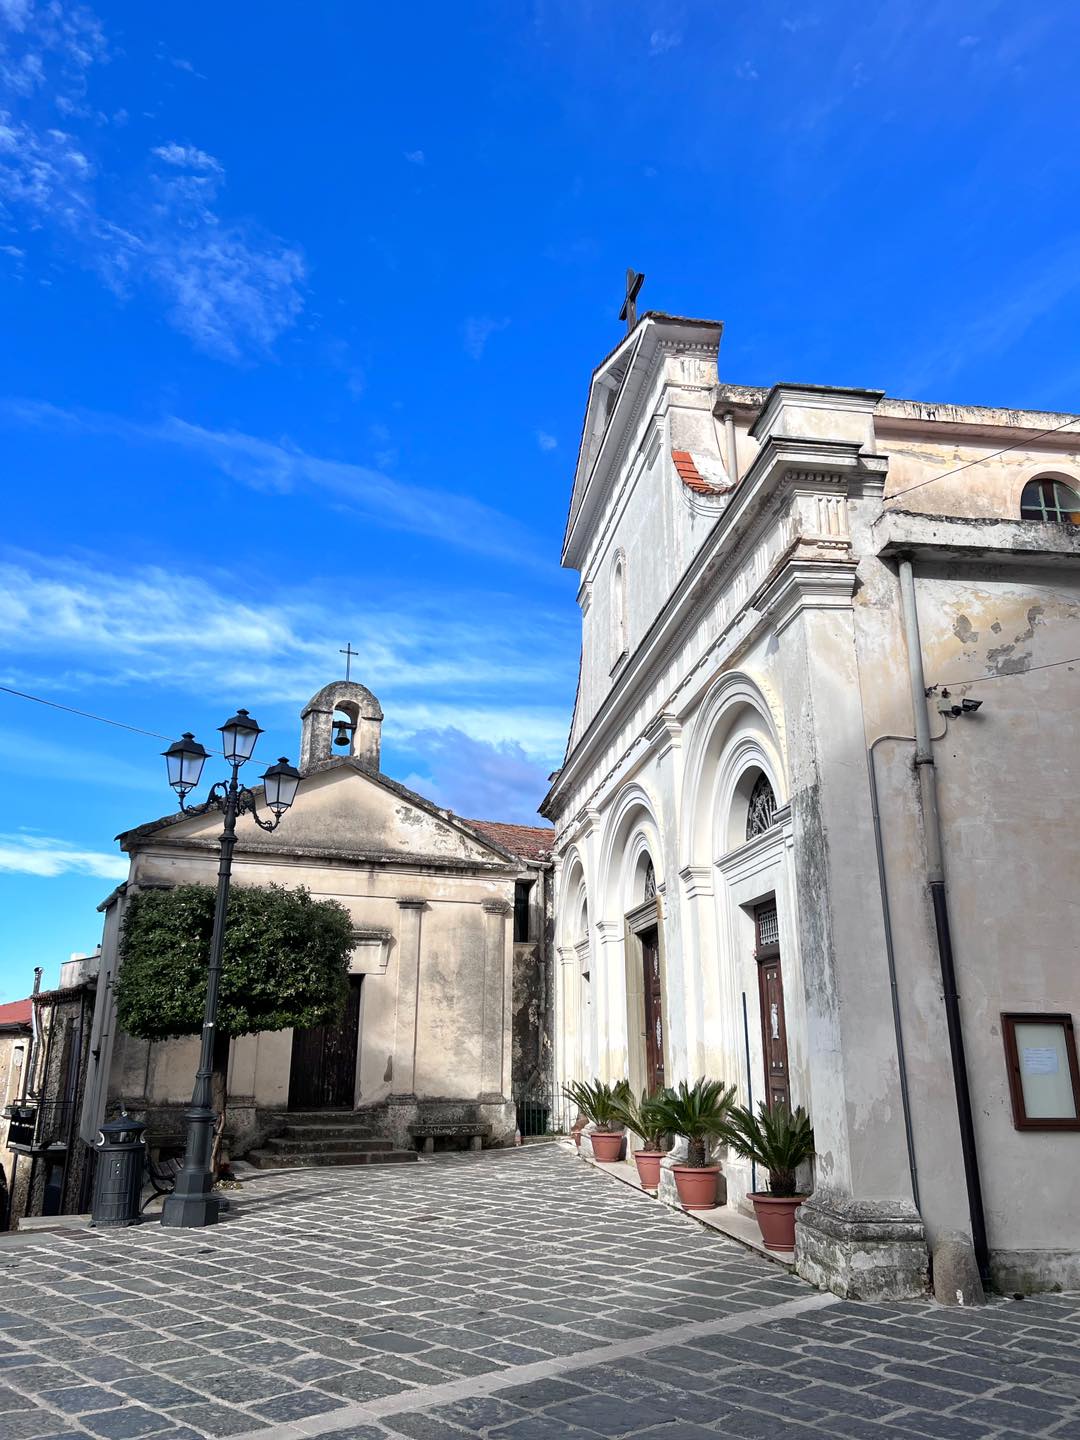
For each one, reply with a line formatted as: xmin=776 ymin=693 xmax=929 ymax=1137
xmin=80 ymin=681 xmax=553 ymax=1164
xmin=542 ymin=311 xmax=1080 ymax=1297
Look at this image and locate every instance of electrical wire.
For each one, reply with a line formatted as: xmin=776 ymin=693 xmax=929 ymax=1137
xmin=0 ymin=683 xmax=171 ymax=740
xmin=933 ymin=655 xmax=1080 ymax=689
xmin=887 ymin=414 xmax=1080 ymax=500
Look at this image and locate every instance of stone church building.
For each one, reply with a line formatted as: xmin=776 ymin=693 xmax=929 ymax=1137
xmin=543 ymin=309 xmax=1080 ymax=1297
xmin=80 ymin=681 xmax=553 ymax=1165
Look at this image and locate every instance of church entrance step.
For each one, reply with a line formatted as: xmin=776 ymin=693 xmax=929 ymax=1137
xmin=264 ymin=1135 xmax=394 ymax=1155
xmin=282 ymin=1109 xmax=372 ymax=1124
xmin=246 ymin=1147 xmax=418 ymax=1170
xmin=280 ymin=1122 xmax=379 ymax=1141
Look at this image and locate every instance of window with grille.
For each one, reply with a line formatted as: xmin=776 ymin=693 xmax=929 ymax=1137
xmin=1020 ymin=478 xmax=1080 ymax=524
xmin=746 ymin=773 xmax=777 ymax=840
xmin=756 ymin=903 xmax=779 ymax=949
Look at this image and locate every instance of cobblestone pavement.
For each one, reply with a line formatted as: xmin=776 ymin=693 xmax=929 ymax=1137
xmin=1 ymin=1146 xmax=1078 ymax=1440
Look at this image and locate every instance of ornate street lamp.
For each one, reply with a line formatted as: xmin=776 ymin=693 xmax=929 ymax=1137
xmin=159 ymin=711 xmax=301 ymax=1229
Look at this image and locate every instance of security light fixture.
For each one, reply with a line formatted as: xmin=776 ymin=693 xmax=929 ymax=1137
xmin=935 ymin=688 xmax=984 ymax=719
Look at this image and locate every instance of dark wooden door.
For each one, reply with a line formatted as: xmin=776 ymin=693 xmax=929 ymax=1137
xmin=641 ymin=926 xmax=666 ymax=1093
xmin=289 ymin=977 xmax=362 ymax=1110
xmin=754 ymin=902 xmax=791 ymax=1109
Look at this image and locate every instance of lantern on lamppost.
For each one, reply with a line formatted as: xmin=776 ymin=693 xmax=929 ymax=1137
xmin=159 ymin=710 xmax=300 ymax=1229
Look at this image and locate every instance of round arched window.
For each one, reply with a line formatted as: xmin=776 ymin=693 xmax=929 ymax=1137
xmin=746 ymin=773 xmax=777 ymax=840
xmin=1020 ymin=478 xmax=1080 ymax=524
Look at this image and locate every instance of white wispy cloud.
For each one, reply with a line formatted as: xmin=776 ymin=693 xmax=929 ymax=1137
xmin=404 ymin=149 xmax=425 ymax=166
xmin=536 ymin=430 xmax=558 ymax=452
xmin=0 ymin=397 xmax=545 ymax=564
xmin=649 ymin=28 xmax=682 ymax=55
xmin=0 ymin=832 xmax=128 ymax=880
xmin=463 ymin=314 xmax=510 ymax=360
xmin=0 ymin=3 xmax=305 ymax=360
xmin=0 ymin=548 xmax=577 ymax=762
xmin=735 ymin=60 xmax=760 ymax=81
xmin=150 ymin=142 xmax=221 ymax=173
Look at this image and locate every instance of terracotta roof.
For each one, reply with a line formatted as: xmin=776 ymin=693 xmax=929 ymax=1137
xmin=672 ymin=449 xmax=730 ymax=496
xmin=462 ymin=819 xmax=555 ymax=862
xmin=0 ymin=999 xmax=32 ymax=1029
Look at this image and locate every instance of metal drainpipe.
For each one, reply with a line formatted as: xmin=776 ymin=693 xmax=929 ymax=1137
xmin=866 ymin=734 xmax=921 ymax=1211
xmin=897 ymin=555 xmax=990 ymax=1279
xmin=723 ymin=411 xmax=739 ymax=484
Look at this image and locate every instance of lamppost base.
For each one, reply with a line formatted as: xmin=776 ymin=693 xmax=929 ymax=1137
xmin=160 ymin=1191 xmax=221 ymax=1228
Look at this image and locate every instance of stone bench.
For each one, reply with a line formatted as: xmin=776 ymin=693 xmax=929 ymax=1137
xmin=408 ymin=1121 xmax=492 ymax=1154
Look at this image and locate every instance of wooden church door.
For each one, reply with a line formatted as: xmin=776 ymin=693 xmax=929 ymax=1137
xmin=754 ymin=901 xmax=791 ymax=1110
xmin=641 ymin=927 xmax=666 ymax=1093
xmin=289 ymin=976 xmax=362 ymax=1110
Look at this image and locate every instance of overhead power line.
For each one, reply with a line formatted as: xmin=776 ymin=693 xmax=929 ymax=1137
xmin=0 ymin=684 xmax=171 ymax=741
xmin=887 ymin=414 xmax=1080 ymax=501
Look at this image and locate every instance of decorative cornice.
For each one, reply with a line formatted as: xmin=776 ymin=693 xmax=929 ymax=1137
xmin=397 ymin=896 xmax=428 ymax=910
xmin=643 ymin=710 xmax=682 ymax=758
xmin=481 ymin=899 xmax=513 ymax=916
xmin=679 ymin=864 xmax=714 ymax=899
xmin=752 ymin=556 xmax=860 ymax=636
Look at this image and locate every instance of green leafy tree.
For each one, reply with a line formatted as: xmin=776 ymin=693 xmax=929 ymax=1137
xmin=116 ymin=883 xmax=353 ymax=1168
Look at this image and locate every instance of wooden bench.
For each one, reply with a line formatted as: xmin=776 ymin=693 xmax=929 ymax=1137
xmin=408 ymin=1121 xmax=492 ymax=1154
xmin=141 ymin=1153 xmax=183 ymax=1210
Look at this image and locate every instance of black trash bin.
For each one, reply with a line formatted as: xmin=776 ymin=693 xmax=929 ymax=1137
xmin=91 ymin=1113 xmax=146 ymax=1228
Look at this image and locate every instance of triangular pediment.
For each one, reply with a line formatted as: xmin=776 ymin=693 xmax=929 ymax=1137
xmin=119 ymin=762 xmax=516 ymax=868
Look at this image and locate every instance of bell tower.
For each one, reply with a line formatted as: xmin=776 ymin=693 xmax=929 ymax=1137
xmin=299 ymin=680 xmax=384 ymax=773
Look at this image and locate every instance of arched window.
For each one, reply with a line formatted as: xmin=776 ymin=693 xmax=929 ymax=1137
xmin=746 ymin=772 xmax=777 ymax=840
xmin=1020 ymin=477 xmax=1080 ymax=524
xmin=613 ymin=554 xmax=627 ymax=660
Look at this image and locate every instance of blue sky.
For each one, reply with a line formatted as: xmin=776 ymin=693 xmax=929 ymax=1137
xmin=1 ymin=0 xmax=1078 ymax=997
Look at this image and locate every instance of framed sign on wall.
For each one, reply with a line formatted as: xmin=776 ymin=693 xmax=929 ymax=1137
xmin=1001 ymin=1013 xmax=1080 ymax=1131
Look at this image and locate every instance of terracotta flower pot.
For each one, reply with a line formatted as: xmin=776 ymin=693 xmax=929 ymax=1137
xmin=633 ymin=1150 xmax=664 ymax=1190
xmin=672 ymin=1164 xmax=720 ymax=1210
xmin=590 ymin=1131 xmax=624 ymax=1162
xmin=750 ymin=1192 xmax=806 ymax=1250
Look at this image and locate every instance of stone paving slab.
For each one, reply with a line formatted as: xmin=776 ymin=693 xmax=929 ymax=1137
xmin=0 ymin=1146 xmax=1077 ymax=1440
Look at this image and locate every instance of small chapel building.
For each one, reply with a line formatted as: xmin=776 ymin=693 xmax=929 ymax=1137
xmin=542 ymin=307 xmax=1080 ymax=1298
xmin=79 ymin=680 xmax=554 ymax=1165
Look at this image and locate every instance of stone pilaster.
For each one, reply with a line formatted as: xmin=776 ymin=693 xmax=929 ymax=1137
xmin=389 ymin=897 xmax=426 ymax=1101
xmin=480 ymin=899 xmax=513 ymax=1101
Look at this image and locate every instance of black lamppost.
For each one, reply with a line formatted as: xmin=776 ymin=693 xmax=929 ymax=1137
xmin=159 ymin=710 xmax=301 ymax=1229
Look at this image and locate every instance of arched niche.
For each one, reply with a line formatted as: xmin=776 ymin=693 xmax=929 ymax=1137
xmin=680 ymin=671 xmax=787 ymax=867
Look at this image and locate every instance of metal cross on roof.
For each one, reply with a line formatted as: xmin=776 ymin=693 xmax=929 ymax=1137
xmin=619 ymin=268 xmax=645 ymax=332
xmin=339 ymin=643 xmax=358 ymax=681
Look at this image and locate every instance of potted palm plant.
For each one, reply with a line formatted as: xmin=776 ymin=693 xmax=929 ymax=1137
xmin=722 ymin=1101 xmax=814 ymax=1250
xmin=562 ymin=1078 xmax=631 ymax=1162
xmin=609 ymin=1088 xmax=669 ymax=1191
xmin=651 ymin=1078 xmax=736 ymax=1209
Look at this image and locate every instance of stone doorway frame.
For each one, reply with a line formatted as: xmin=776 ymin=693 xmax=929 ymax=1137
xmin=624 ymin=895 xmax=668 ymax=1098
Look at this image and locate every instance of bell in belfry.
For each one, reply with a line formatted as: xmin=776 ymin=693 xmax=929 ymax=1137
xmin=333 ymin=719 xmax=353 ymax=748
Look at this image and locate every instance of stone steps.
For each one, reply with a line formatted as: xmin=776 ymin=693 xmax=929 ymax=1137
xmin=279 ymin=1123 xmax=380 ymax=1141
xmin=263 ymin=1135 xmax=395 ymax=1155
xmin=245 ymin=1109 xmax=417 ymax=1170
xmin=246 ymin=1146 xmax=417 ymax=1169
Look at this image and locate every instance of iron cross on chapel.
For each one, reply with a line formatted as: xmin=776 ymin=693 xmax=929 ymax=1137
xmin=339 ymin=643 xmax=358 ymax=681
xmin=620 ymin=268 xmax=645 ymax=332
